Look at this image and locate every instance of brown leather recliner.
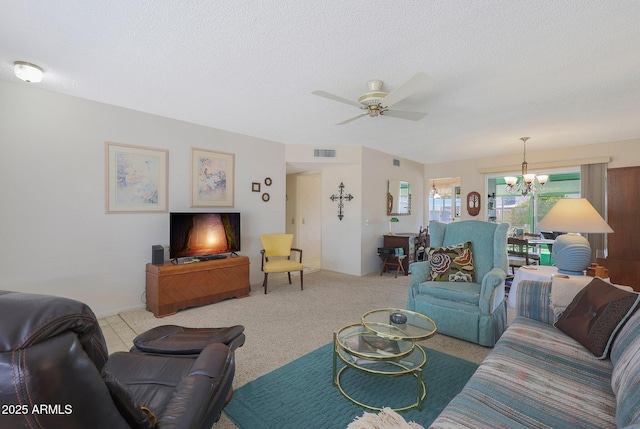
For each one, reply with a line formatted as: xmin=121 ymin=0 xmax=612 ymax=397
xmin=0 ymin=290 xmax=235 ymax=429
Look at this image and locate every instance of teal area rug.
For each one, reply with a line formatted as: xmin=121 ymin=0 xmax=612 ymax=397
xmin=224 ymin=343 xmax=478 ymax=428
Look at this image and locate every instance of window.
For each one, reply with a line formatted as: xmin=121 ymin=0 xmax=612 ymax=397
xmin=487 ymin=169 xmax=580 ymax=233
xmin=429 ymin=178 xmax=461 ymax=223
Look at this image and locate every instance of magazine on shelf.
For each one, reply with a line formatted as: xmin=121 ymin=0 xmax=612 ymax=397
xmin=359 ymin=334 xmax=401 ymax=355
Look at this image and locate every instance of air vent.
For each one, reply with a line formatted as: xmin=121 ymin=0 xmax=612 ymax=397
xmin=314 ymin=149 xmax=336 ymax=158
xmin=393 ymin=159 xmax=400 ymax=167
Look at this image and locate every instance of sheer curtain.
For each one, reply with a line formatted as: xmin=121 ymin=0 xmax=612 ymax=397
xmin=581 ymin=162 xmax=608 ymax=262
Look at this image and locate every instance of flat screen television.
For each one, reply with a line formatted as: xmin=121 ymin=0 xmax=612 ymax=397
xmin=169 ymin=212 xmax=241 ymax=260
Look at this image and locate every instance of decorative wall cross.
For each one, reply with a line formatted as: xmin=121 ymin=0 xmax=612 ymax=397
xmin=329 ymin=182 xmax=354 ymax=221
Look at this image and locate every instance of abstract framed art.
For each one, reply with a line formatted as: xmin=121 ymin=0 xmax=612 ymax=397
xmin=191 ymin=148 xmax=235 ymax=207
xmin=105 ymin=142 xmax=168 ymax=213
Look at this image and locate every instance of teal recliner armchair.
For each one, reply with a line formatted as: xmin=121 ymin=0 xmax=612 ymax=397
xmin=407 ymin=220 xmax=509 ymax=347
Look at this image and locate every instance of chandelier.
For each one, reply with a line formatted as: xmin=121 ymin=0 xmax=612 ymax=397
xmin=504 ymin=137 xmax=548 ymax=196
xmin=430 ymin=181 xmax=440 ymax=198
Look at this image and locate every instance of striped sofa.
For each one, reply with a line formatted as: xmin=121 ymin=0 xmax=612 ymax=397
xmin=431 ymin=280 xmax=640 ymax=428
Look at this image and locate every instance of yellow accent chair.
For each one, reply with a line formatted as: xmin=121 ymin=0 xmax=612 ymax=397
xmin=260 ymin=234 xmax=303 ymax=294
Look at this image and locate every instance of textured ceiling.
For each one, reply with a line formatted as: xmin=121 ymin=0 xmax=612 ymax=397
xmin=2 ymin=1 xmax=639 ymax=165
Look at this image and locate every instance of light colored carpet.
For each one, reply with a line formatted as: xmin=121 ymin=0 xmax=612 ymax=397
xmin=119 ymin=270 xmax=512 ymax=429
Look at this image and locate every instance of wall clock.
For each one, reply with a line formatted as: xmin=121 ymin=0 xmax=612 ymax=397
xmin=467 ymin=191 xmax=481 ymax=216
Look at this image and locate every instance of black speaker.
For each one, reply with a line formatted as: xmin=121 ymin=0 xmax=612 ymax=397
xmin=152 ymin=245 xmax=164 ymax=264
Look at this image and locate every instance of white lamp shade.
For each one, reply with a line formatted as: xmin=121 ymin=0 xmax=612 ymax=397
xmin=536 ymin=175 xmax=549 ymax=185
xmin=523 ymin=173 xmax=536 ymax=184
xmin=504 ymin=176 xmax=518 ymax=186
xmin=537 ymin=198 xmax=613 ymax=233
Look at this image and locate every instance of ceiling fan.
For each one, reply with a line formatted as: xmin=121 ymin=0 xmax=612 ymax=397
xmin=312 ymin=72 xmax=431 ymax=125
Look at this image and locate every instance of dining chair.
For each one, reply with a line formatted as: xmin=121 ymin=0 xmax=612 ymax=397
xmin=259 ymin=234 xmax=303 ymax=294
xmin=507 ymin=236 xmax=537 ymax=275
xmin=415 ymin=226 xmax=429 ymax=262
xmin=523 ymin=233 xmax=542 ymax=265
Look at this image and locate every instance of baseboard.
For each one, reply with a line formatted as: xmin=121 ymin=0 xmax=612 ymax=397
xmin=96 ymin=303 xmax=145 ymax=319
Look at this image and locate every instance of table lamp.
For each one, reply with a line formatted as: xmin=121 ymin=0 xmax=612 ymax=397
xmin=388 ymin=217 xmax=399 ymax=235
xmin=536 ymin=198 xmax=613 ymax=275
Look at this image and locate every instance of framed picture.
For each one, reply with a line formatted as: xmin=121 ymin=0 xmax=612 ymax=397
xmin=252 ymin=182 xmax=261 ymax=192
xmin=105 ymin=142 xmax=168 ymax=213
xmin=191 ymin=148 xmax=235 ymax=207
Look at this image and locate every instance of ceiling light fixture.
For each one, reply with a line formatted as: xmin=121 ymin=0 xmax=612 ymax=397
xmin=430 ymin=181 xmax=440 ymax=198
xmin=14 ymin=61 xmax=44 ymax=83
xmin=504 ymin=137 xmax=548 ymax=196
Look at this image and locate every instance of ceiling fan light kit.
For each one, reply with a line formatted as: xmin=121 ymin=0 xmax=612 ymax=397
xmin=312 ymin=73 xmax=430 ymax=125
xmin=358 ymin=80 xmax=386 ymax=113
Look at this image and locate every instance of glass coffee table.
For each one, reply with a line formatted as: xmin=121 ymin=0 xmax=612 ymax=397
xmin=332 ymin=308 xmax=436 ymax=411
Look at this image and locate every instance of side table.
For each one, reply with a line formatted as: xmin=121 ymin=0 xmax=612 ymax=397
xmin=333 ymin=308 xmax=436 ymax=411
xmin=507 ymin=266 xmax=559 ymax=308
xmin=508 ymin=265 xmax=621 ymax=309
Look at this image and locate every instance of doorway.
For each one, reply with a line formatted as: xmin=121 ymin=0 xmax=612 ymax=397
xmin=428 ymin=178 xmax=461 ymax=223
xmin=289 ymin=173 xmax=322 ymax=270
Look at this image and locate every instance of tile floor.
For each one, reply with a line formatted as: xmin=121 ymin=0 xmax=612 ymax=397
xmin=98 ymin=315 xmax=137 ymax=353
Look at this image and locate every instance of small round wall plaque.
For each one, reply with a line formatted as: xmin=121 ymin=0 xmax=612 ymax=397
xmin=264 ymin=177 xmax=272 ymax=186
xmin=467 ymin=191 xmax=481 ymax=216
xmin=262 ymin=193 xmax=270 ymax=202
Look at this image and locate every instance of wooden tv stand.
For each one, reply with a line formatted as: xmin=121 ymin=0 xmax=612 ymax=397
xmin=145 ymin=255 xmax=250 ymax=317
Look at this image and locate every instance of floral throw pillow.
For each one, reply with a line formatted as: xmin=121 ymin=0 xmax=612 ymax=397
xmin=427 ymin=241 xmax=475 ymax=282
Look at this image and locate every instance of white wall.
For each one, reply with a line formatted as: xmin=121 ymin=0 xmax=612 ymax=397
xmin=286 ymin=144 xmax=425 ymax=276
xmin=0 ymin=80 xmax=285 ymax=317
xmin=321 ymin=164 xmax=362 ymax=275
xmin=361 ymin=147 xmax=424 ymax=275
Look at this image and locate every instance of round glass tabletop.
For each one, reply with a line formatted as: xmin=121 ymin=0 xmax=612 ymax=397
xmin=336 ymin=323 xmax=415 ymax=360
xmin=361 ymin=308 xmax=436 ymax=341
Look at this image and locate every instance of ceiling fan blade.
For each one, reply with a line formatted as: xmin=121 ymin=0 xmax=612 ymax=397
xmin=336 ymin=113 xmax=369 ymax=125
xmin=381 ymin=109 xmax=428 ymax=121
xmin=380 ymin=72 xmax=431 ymax=108
xmin=312 ymin=90 xmax=363 ymax=108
